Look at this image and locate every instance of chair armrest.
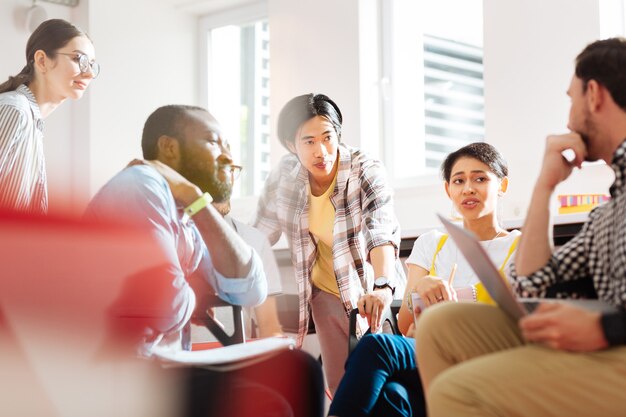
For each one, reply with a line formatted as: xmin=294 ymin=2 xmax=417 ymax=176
xmin=191 ymin=294 xmax=246 ymax=347
xmin=348 ymin=299 xmax=403 ymax=354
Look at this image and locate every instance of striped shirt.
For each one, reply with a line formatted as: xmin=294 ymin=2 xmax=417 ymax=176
xmin=253 ymin=144 xmax=407 ymax=346
xmin=0 ymin=84 xmax=47 ymax=214
xmin=510 ymin=139 xmax=626 ymax=345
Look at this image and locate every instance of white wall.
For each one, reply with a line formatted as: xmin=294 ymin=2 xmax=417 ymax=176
xmin=1 ymin=0 xmax=198 ymax=213
xmin=482 ymin=0 xmax=614 ymax=220
xmin=84 ymin=0 xmax=198 ymax=202
xmin=268 ymin=0 xmax=362 ymax=164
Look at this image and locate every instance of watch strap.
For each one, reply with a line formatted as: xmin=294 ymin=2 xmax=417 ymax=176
xmin=184 ymin=192 xmax=213 ymax=219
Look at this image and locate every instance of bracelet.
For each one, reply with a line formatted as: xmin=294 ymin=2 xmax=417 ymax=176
xmin=405 ymin=290 xmax=414 ymax=312
xmin=183 ymin=192 xmax=213 ymax=219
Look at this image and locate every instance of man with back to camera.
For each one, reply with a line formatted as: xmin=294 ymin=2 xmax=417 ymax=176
xmin=415 ymin=37 xmax=626 ymax=417
xmin=85 ymin=105 xmax=324 ymax=417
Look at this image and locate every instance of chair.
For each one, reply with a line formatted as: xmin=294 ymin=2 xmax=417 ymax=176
xmin=184 ymin=293 xmax=246 ymax=350
xmin=348 ymin=299 xmax=403 ymax=354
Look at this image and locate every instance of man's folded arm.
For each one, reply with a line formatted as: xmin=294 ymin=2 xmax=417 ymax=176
xmin=194 ymin=246 xmax=268 ymax=307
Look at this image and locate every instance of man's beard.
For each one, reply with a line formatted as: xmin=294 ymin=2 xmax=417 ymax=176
xmin=204 ymin=171 xmax=232 ymax=203
xmin=580 ymin=132 xmax=591 ymax=148
xmin=580 ymin=108 xmax=599 ymax=162
xmin=179 ymin=152 xmax=233 ymax=203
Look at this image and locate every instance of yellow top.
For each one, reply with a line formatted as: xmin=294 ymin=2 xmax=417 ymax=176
xmin=309 ymin=173 xmax=339 ymax=296
xmin=430 ymin=234 xmax=520 ymax=304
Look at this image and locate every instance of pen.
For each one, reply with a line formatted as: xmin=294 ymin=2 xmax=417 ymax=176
xmin=448 ymin=263 xmax=457 ymax=287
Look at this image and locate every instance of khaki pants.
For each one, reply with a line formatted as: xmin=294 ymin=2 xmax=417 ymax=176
xmin=415 ymin=302 xmax=626 ymax=417
xmin=310 ymin=287 xmax=349 ymax=395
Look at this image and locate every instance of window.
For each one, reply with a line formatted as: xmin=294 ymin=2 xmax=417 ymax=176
xmin=600 ymin=0 xmax=626 ymax=38
xmin=377 ymin=0 xmax=484 ymax=182
xmin=423 ymin=35 xmax=484 ymax=171
xmin=199 ymin=3 xmax=270 ymax=197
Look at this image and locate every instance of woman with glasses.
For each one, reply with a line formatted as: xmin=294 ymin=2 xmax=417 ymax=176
xmin=0 ymin=19 xmax=99 ymax=214
xmin=253 ymin=93 xmax=406 ymax=393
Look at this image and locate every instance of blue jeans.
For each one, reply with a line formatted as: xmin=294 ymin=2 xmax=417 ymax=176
xmin=329 ymin=334 xmax=425 ymax=417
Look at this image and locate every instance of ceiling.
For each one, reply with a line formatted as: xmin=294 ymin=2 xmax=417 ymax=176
xmin=158 ymin=0 xmax=262 ymax=15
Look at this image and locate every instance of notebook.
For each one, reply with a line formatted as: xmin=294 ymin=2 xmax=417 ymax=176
xmin=436 ymin=213 xmax=616 ymax=320
xmin=153 ymin=336 xmax=295 ymax=370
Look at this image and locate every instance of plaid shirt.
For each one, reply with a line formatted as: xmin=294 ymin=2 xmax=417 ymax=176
xmin=253 ymin=144 xmax=406 ymax=346
xmin=510 ymin=139 xmax=626 ymax=344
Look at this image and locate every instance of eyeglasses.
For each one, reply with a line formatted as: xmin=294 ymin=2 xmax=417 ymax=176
xmin=226 ymin=164 xmax=243 ymax=180
xmin=57 ymin=52 xmax=101 ymax=79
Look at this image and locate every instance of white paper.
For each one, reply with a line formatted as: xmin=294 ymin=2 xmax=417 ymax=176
xmin=152 ymin=337 xmax=295 ymax=366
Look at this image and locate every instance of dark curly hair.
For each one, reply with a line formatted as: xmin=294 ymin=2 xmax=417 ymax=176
xmin=141 ymin=105 xmax=210 ymax=159
xmin=441 ymin=142 xmax=508 ymax=182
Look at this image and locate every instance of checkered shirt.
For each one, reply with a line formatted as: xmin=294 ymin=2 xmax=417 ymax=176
xmin=253 ymin=144 xmax=406 ymax=346
xmin=510 ymin=140 xmax=626 ymax=344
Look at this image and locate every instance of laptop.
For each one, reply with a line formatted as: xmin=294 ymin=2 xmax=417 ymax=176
xmin=436 ymin=213 xmax=616 ymax=320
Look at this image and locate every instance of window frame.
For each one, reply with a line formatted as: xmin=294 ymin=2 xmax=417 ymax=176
xmin=376 ymin=0 xmax=485 ymax=188
xmin=599 ymin=0 xmax=626 ymax=38
xmin=198 ymin=2 xmax=269 ymax=107
xmin=198 ymin=1 xmax=270 ymax=198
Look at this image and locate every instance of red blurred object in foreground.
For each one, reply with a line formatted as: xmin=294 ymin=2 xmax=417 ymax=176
xmin=0 ymin=209 xmax=183 ymax=417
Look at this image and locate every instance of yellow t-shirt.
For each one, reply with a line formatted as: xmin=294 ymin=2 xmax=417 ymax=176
xmin=309 ymin=174 xmax=339 ymax=296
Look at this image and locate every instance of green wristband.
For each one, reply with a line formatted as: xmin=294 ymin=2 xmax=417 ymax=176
xmin=184 ymin=192 xmax=213 ymax=218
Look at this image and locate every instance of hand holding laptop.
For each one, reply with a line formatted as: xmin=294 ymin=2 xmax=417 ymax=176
xmin=519 ymin=302 xmax=609 ymax=352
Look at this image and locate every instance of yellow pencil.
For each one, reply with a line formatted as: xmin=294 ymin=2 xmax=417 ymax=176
xmin=448 ymin=263 xmax=457 ymax=287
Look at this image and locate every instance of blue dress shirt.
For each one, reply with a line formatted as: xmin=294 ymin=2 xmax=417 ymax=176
xmin=85 ymin=165 xmax=267 ymax=352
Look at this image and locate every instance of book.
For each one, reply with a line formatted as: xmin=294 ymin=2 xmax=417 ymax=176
xmin=557 ymin=193 xmax=610 ymax=214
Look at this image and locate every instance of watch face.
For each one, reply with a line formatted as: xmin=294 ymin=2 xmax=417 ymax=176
xmin=374 ymin=276 xmax=389 ymax=286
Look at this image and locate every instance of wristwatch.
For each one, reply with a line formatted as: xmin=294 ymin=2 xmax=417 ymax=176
xmin=373 ymin=276 xmax=395 ymax=296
